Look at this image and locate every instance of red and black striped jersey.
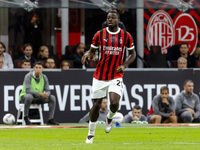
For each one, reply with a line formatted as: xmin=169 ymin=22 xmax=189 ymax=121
xmin=91 ymin=27 xmax=134 ymax=81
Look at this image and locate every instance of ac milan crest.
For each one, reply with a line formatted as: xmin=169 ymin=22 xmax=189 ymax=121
xmin=146 ymin=10 xmax=174 ymax=54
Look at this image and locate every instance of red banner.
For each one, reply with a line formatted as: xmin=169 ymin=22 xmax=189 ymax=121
xmin=144 ymin=1 xmax=200 ymax=55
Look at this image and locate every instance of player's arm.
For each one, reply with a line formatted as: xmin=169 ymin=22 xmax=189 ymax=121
xmin=82 ymin=31 xmax=100 ymax=65
xmin=117 ymin=32 xmax=136 ymax=73
xmin=117 ymin=49 xmax=136 ymax=73
xmin=81 ymin=47 xmax=97 ymax=65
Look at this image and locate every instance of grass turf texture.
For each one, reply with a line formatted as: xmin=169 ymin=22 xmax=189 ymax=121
xmin=0 ymin=124 xmax=200 ymax=150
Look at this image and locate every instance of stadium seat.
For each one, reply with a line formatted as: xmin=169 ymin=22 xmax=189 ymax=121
xmin=64 ymin=45 xmax=75 ymax=60
xmin=85 ymin=60 xmax=98 ymax=68
xmin=146 ymin=46 xmax=167 ymax=68
xmin=13 ymin=59 xmax=22 ymax=68
xmin=16 ymin=104 xmax=44 ymax=125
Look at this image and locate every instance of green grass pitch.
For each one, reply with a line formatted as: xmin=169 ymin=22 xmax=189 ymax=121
xmin=0 ymin=124 xmax=200 ymax=150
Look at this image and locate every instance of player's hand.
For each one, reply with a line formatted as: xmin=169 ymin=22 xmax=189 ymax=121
xmin=162 ymin=98 xmax=169 ymax=105
xmin=170 ymin=111 xmax=175 ymax=116
xmin=81 ymin=52 xmax=91 ymax=65
xmin=132 ymin=116 xmax=139 ymax=121
xmin=186 ymin=108 xmax=195 ymax=114
xmin=31 ymin=14 xmax=38 ymax=23
xmin=117 ymin=65 xmax=126 ymax=73
xmin=39 ymin=92 xmax=49 ymax=99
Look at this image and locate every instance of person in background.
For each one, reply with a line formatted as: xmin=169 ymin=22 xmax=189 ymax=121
xmin=79 ymin=98 xmax=108 ymax=123
xmin=60 ymin=60 xmax=71 ymax=70
xmin=193 ymin=46 xmax=200 ymax=60
xmin=24 ymin=11 xmax=43 ymax=57
xmin=177 ymin=57 xmax=187 ymax=69
xmin=19 ymin=61 xmax=59 ymax=125
xmin=175 ymin=80 xmax=200 ymax=123
xmin=37 ymin=46 xmax=49 ymax=62
xmin=20 ymin=43 xmax=36 ymax=67
xmin=0 ymin=41 xmax=14 ymax=69
xmin=73 ymin=43 xmax=85 ymax=68
xmin=123 ymin=105 xmax=147 ymax=123
xmin=166 ymin=42 xmax=195 ymax=68
xmin=147 ymin=86 xmax=177 ymax=124
xmin=0 ymin=57 xmax=3 ymax=69
xmin=45 ymin=57 xmax=56 ymax=69
xmin=21 ymin=59 xmax=31 ymax=69
xmin=193 ymin=46 xmax=200 ymax=67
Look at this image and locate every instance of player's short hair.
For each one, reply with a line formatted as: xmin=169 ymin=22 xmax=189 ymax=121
xmin=108 ymin=9 xmax=120 ymax=19
xmin=160 ymin=86 xmax=169 ymax=93
xmin=21 ymin=59 xmax=31 ymax=65
xmin=183 ymin=79 xmax=193 ymax=86
xmin=133 ymin=105 xmax=141 ymax=110
xmin=180 ymin=42 xmax=189 ymax=48
xmin=177 ymin=57 xmax=187 ymax=63
xmin=61 ymin=60 xmax=71 ymax=68
xmin=23 ymin=43 xmax=33 ymax=50
xmin=33 ymin=61 xmax=43 ymax=67
xmin=45 ymin=56 xmax=55 ymax=63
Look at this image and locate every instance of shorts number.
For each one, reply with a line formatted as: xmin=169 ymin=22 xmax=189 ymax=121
xmin=116 ymin=80 xmax=123 ymax=88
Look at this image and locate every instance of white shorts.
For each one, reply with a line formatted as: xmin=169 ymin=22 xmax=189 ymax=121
xmin=91 ymin=78 xmax=124 ymax=99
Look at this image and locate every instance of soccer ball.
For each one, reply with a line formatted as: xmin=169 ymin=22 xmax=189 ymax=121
xmin=112 ymin=112 xmax=124 ymax=124
xmin=3 ymin=113 xmax=15 ymax=125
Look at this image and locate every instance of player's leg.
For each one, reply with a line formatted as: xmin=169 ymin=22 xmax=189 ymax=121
xmin=86 ymin=98 xmax=102 ymax=144
xmin=90 ymin=99 xmax=103 ymax=122
xmin=169 ymin=114 xmax=177 ymax=123
xmin=163 ymin=118 xmax=170 ymax=123
xmin=104 ymin=92 xmax=121 ymax=133
xmin=163 ymin=116 xmax=177 ymax=123
xmin=151 ymin=115 xmax=162 ymax=123
xmin=86 ymin=78 xmax=108 ymax=143
xmin=41 ymin=95 xmax=59 ymax=125
xmin=20 ymin=94 xmax=34 ymax=125
xmin=105 ymin=78 xmax=123 ymax=133
xmin=193 ymin=116 xmax=200 ymax=123
xmin=180 ymin=111 xmax=192 ymax=123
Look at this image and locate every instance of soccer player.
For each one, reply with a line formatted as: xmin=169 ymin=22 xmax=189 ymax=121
xmin=148 ymin=86 xmax=177 ymax=124
xmin=82 ymin=9 xmax=136 ymax=144
xmin=175 ymin=80 xmax=200 ymax=123
xmin=79 ymin=97 xmax=108 ymax=123
xmin=19 ymin=62 xmax=59 ymax=125
xmin=123 ymin=105 xmax=147 ymax=123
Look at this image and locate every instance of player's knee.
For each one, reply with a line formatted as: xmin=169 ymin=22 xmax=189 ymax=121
xmin=155 ymin=115 xmax=162 ymax=121
xmin=170 ymin=115 xmax=177 ymax=123
xmin=181 ymin=111 xmax=192 ymax=123
xmin=23 ymin=94 xmax=34 ymax=102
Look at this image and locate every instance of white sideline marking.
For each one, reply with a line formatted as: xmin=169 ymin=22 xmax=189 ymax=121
xmin=174 ymin=142 xmax=200 ymax=145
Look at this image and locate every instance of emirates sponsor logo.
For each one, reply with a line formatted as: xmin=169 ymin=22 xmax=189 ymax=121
xmin=103 ymin=46 xmax=122 ymax=55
